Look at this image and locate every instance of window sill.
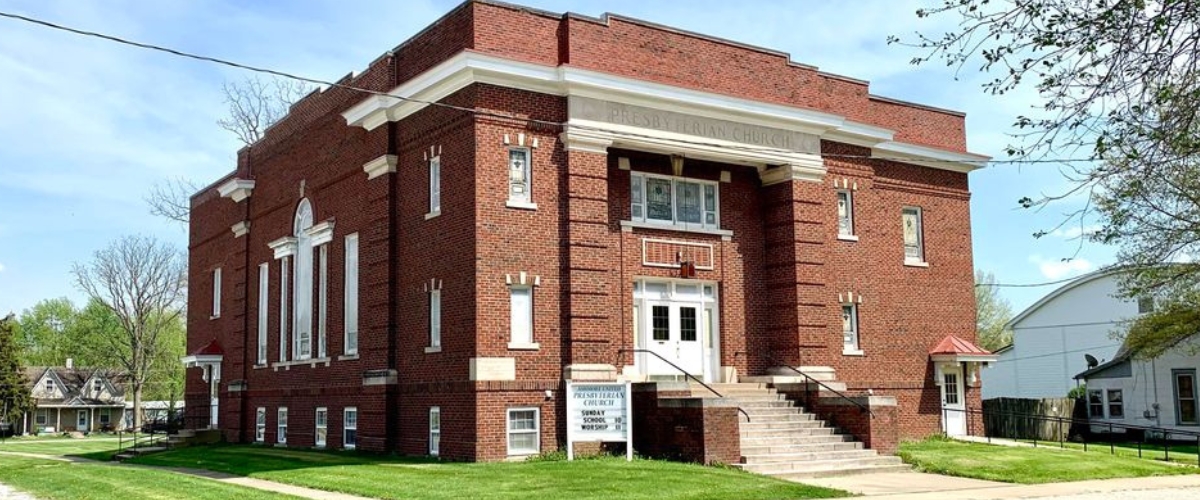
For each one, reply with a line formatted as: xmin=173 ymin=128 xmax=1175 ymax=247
xmin=904 ymin=260 xmax=930 ymax=268
xmin=619 ymin=220 xmax=733 ymax=241
xmin=253 ymin=364 xmax=269 ymax=370
xmin=209 ymin=315 xmax=220 ymax=320
xmin=424 ymin=210 xmax=441 ymax=220
xmin=271 ymin=358 xmax=332 ymax=371
xmin=508 ymin=342 xmax=540 ymax=351
xmin=424 ymin=346 xmax=442 ymax=354
xmin=506 ymin=452 xmax=538 ymax=461
xmin=837 ymin=234 xmax=859 ymax=242
xmin=842 ymin=349 xmax=865 ymax=357
xmin=337 ymin=354 xmax=359 ymax=361
xmin=506 ymin=200 xmax=538 ymax=211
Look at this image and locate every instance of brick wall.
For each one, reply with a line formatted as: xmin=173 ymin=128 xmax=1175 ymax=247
xmin=631 ymin=384 xmax=741 ymax=465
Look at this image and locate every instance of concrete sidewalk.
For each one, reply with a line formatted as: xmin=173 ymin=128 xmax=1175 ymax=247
xmin=805 ymin=472 xmax=1200 ymax=499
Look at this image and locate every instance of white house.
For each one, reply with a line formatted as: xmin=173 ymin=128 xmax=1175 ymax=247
xmin=1075 ymin=342 xmax=1200 ymax=437
xmin=983 ymin=269 xmax=1149 ymax=399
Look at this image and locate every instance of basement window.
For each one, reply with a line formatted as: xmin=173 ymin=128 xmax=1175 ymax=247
xmin=507 ymin=408 xmax=539 ymax=456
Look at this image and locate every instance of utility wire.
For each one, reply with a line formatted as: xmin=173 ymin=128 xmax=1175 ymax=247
xmin=0 ymin=9 xmax=1101 ymax=166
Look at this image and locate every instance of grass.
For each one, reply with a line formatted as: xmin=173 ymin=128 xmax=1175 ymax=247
xmin=898 ymin=437 xmax=1199 ymax=484
xmin=1007 ymin=438 xmax=1200 ymax=467
xmin=131 ymin=445 xmax=850 ymax=500
xmin=0 ymin=454 xmax=297 ymax=500
xmin=0 ymin=435 xmax=125 ymax=457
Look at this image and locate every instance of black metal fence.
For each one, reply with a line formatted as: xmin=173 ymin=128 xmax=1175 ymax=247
xmin=944 ymin=405 xmax=1200 ymax=466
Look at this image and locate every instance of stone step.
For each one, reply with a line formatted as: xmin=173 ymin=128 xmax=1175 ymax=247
xmin=741 ymin=434 xmax=855 ymax=445
xmin=738 ymin=407 xmax=812 ymax=416
xmin=691 ymin=383 xmax=774 ymax=391
xmin=768 ymin=463 xmax=913 ymax=479
xmin=736 ymin=456 xmax=905 ymax=475
xmin=741 ymin=449 xmax=881 ymax=464
xmin=740 ymin=441 xmax=864 ymax=455
xmin=739 ymin=414 xmax=824 ymax=426
xmin=740 ymin=421 xmax=835 ymax=432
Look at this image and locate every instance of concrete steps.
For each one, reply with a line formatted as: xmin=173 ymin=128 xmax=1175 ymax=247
xmin=690 ymin=381 xmax=909 ymax=478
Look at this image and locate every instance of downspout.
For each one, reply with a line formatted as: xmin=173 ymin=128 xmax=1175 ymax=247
xmin=384 ymin=53 xmax=400 ymax=452
xmin=239 ymin=148 xmax=254 ymax=443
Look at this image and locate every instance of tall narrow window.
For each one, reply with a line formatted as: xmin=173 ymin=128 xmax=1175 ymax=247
xmin=344 ymin=407 xmax=358 ymax=449
xmin=508 ymin=148 xmax=532 ymax=206
xmin=837 ymin=190 xmax=854 ymax=237
xmin=429 ymin=156 xmax=441 ymax=215
xmin=1088 ymin=390 xmax=1104 ymax=418
xmin=1174 ymin=370 xmax=1197 ymax=425
xmin=294 ymin=199 xmax=314 ymax=360
xmin=211 ymin=268 xmax=222 ymax=318
xmin=842 ymin=304 xmax=860 ymax=353
xmin=344 ymin=233 xmax=359 ymax=356
xmin=277 ymin=407 xmax=288 ymax=444
xmin=510 ymin=286 xmax=533 ymax=347
xmin=902 ymin=207 xmax=925 ymax=263
xmin=279 ymin=257 xmax=289 ymax=362
xmin=255 ymin=408 xmax=265 ymax=442
xmin=429 ymin=289 xmax=442 ymax=349
xmin=315 ymin=407 xmax=327 ymax=447
xmin=429 ymin=407 xmax=441 ymax=457
xmin=257 ymin=263 xmax=269 ymax=365
xmin=318 ymin=245 xmax=328 ymax=358
xmin=1106 ymin=389 xmax=1124 ymax=418
xmin=507 ymin=408 xmax=539 ymax=456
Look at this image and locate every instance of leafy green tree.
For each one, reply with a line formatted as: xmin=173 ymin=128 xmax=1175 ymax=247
xmin=0 ymin=314 xmax=33 ymax=428
xmin=899 ymin=1 xmax=1200 ymax=355
xmin=16 ymin=298 xmax=115 ymax=367
xmin=975 ymin=271 xmax=1014 ymax=351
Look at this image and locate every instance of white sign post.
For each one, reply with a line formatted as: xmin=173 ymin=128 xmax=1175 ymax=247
xmin=566 ymin=381 xmax=633 ymax=461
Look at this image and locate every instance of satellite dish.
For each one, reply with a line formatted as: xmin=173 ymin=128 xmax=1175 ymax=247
xmin=1085 ymin=354 xmax=1099 ymax=369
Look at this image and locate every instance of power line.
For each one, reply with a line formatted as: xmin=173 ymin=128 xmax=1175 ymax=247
xmin=976 ymin=275 xmax=1087 ymax=288
xmin=0 ymin=9 xmax=1101 ymax=166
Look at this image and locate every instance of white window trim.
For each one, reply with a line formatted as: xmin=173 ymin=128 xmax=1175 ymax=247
xmin=902 ymin=206 xmax=927 ymax=266
xmin=255 ymin=407 xmax=266 ymax=442
xmin=507 ymin=407 xmax=540 ymax=456
xmin=257 ymin=263 xmax=269 ymax=366
xmin=1087 ymin=389 xmax=1105 ymax=418
xmin=35 ymin=409 xmax=48 ymax=426
xmin=315 ymin=407 xmax=328 ymax=448
xmin=506 ymin=147 xmax=537 ymax=210
xmin=277 ymin=407 xmax=288 ymax=444
xmin=842 ymin=303 xmax=863 ymax=356
xmin=344 ymin=407 xmax=358 ymax=450
xmin=427 ymin=156 xmax=441 ymax=218
xmin=836 ymin=190 xmax=857 ymax=241
xmin=428 ymin=289 xmax=442 ymax=352
xmin=293 ymin=200 xmax=314 ymax=361
xmin=211 ymin=268 xmax=222 ymax=319
xmin=318 ymin=245 xmax=328 ymax=359
xmin=1106 ymin=389 xmax=1124 ymax=419
xmin=279 ymin=257 xmax=290 ymax=362
xmin=508 ymin=285 xmax=537 ymax=350
xmin=629 ymin=171 xmax=720 ymax=232
xmin=429 ymin=407 xmax=441 ymax=457
xmin=344 ymin=233 xmax=359 ymax=357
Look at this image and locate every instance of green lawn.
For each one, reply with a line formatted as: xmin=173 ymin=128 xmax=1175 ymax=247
xmin=0 ymin=436 xmax=126 ymax=457
xmin=898 ymin=438 xmax=1199 ymax=484
xmin=1008 ymin=438 xmax=1200 ymax=467
xmin=131 ymin=445 xmax=849 ymax=500
xmin=0 ymin=454 xmax=297 ymax=500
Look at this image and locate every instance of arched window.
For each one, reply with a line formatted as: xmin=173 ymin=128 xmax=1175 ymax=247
xmin=293 ymin=199 xmax=314 ymax=359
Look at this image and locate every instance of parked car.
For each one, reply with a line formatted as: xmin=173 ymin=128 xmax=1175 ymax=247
xmin=140 ymin=413 xmax=183 ymax=434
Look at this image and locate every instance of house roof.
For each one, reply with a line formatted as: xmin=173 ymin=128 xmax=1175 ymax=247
xmin=191 ymin=339 xmax=225 ymax=356
xmin=929 ymin=335 xmax=992 ymax=356
xmin=25 ymin=366 xmax=128 ymax=404
xmin=1006 ymin=268 xmax=1125 ymax=329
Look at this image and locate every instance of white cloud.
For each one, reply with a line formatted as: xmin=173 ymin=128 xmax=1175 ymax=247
xmin=1050 ymin=224 xmax=1102 ymax=239
xmin=1028 ymin=254 xmax=1094 ymax=280
xmin=0 ymin=262 xmax=5 ymax=273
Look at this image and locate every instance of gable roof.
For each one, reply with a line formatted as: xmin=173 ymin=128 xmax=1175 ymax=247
xmin=24 ymin=366 xmax=128 ymax=403
xmin=1006 ymin=268 xmax=1125 ymax=329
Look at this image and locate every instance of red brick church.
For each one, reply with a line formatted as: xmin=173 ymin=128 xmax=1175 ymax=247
xmin=185 ymin=0 xmax=994 ymax=475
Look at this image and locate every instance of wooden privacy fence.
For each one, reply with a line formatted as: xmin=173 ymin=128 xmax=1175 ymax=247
xmin=982 ymin=397 xmax=1079 ymax=442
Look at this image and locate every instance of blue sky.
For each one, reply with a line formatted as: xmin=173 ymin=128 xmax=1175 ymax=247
xmin=0 ymin=0 xmax=1114 ymax=318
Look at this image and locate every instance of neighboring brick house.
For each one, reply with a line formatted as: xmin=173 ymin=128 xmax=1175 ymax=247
xmin=186 ymin=0 xmax=992 ymax=462
xmin=22 ymin=363 xmax=127 ymax=434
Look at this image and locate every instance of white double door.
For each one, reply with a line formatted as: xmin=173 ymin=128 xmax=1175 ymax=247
xmin=645 ymin=300 xmax=706 ymax=378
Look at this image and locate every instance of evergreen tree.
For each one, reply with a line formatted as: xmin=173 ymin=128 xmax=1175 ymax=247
xmin=0 ymin=314 xmax=32 ymax=429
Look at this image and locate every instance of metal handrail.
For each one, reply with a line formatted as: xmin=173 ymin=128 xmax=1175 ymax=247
xmin=761 ymin=353 xmax=874 ymax=418
xmin=618 ymin=348 xmax=750 ymax=422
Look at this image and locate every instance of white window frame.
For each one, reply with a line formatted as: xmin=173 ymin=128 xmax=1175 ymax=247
xmin=35 ymin=409 xmax=48 ymax=426
xmin=255 ymin=407 xmax=266 ymax=442
xmin=1088 ymin=389 xmax=1104 ymax=418
xmin=315 ymin=407 xmax=328 ymax=448
xmin=318 ymin=245 xmax=328 ymax=359
xmin=429 ymin=289 xmax=442 ymax=350
xmin=343 ymin=407 xmax=358 ymax=450
xmin=428 ymin=156 xmax=441 ymax=217
xmin=842 ymin=303 xmax=862 ymax=355
xmin=506 ymin=407 xmax=540 ymax=456
xmin=99 ymin=408 xmax=111 ymax=425
xmin=1106 ymin=389 xmax=1124 ymax=418
xmin=211 ymin=268 xmax=222 ymax=318
xmin=508 ymin=285 xmax=535 ymax=349
xmin=257 ymin=263 xmax=269 ymax=365
xmin=902 ymin=206 xmax=926 ymax=265
xmin=836 ymin=190 xmax=856 ymax=239
xmin=429 ymin=407 xmax=441 ymax=457
xmin=293 ymin=199 xmax=314 ymax=361
xmin=344 ymin=233 xmax=359 ymax=356
xmin=630 ymin=172 xmax=719 ymax=231
xmin=506 ymin=147 xmax=535 ymax=209
xmin=277 ymin=407 xmax=288 ymax=444
xmin=279 ymin=256 xmax=290 ymax=362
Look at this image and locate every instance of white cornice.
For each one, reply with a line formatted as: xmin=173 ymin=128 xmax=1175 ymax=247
xmin=231 ymin=221 xmax=250 ymax=238
xmin=342 ymin=51 xmax=988 ymax=173
xmin=216 ymin=178 xmax=255 ymax=202
xmin=305 ymin=221 xmax=335 ymax=246
xmin=268 ymin=236 xmax=297 ymax=259
xmin=363 ymin=154 xmax=398 ymax=180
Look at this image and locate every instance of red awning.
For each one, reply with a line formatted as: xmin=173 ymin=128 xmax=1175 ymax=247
xmin=929 ymin=335 xmax=998 ymax=363
xmin=190 ymin=339 xmax=225 ymax=357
